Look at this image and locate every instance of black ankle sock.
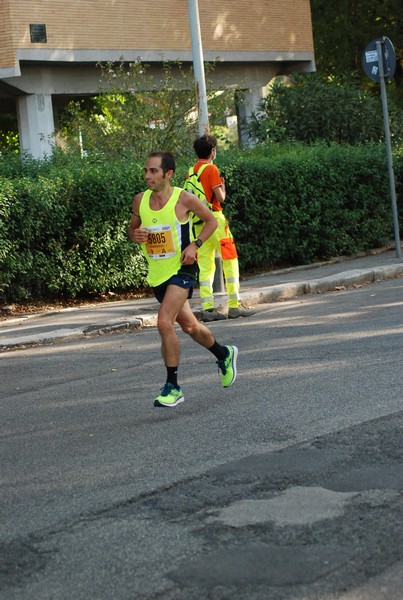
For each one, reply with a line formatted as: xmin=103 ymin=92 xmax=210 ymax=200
xmin=208 ymin=341 xmax=228 ymax=361
xmin=166 ymin=367 xmax=179 ymax=388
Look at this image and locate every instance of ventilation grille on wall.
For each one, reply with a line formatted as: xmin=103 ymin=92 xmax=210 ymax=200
xmin=30 ymin=24 xmax=47 ymax=43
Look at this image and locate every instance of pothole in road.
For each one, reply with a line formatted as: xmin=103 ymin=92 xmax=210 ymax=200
xmin=206 ymin=486 xmax=358 ymax=527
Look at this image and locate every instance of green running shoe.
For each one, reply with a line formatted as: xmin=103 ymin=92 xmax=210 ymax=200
xmin=154 ymin=383 xmax=184 ymax=407
xmin=217 ymin=345 xmax=238 ymax=388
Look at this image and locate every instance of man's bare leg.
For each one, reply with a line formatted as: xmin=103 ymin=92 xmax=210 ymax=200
xmin=157 ymin=284 xmax=190 ymax=367
xmin=176 ymin=299 xmax=238 ymax=388
xmin=176 ymin=299 xmax=216 ymax=348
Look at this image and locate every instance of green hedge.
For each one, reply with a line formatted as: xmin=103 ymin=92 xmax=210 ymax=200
xmin=219 ymin=144 xmax=402 ymax=268
xmin=0 ymin=156 xmax=148 ymax=301
xmin=0 ymin=145 xmax=401 ymax=302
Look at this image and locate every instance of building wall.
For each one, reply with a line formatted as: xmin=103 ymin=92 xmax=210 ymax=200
xmin=1 ymin=0 xmax=313 ymax=70
xmin=0 ymin=0 xmax=315 ymax=158
xmin=0 ymin=1 xmax=14 ymax=69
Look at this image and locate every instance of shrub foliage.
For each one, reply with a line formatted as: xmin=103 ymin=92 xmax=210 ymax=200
xmin=245 ymin=74 xmax=403 ymax=146
xmin=0 ymin=145 xmax=402 ymax=303
xmin=219 ymin=144 xmax=401 ymax=268
xmin=0 ymin=154 xmax=148 ymax=301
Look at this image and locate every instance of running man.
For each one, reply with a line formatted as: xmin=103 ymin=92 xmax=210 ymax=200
xmin=128 ymin=151 xmax=238 ymax=407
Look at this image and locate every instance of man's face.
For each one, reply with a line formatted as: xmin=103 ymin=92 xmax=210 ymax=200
xmin=144 ymin=156 xmax=168 ymax=191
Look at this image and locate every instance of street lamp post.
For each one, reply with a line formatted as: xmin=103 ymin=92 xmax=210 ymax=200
xmin=188 ymin=0 xmax=209 ymax=136
xmin=188 ymin=0 xmax=225 ymax=293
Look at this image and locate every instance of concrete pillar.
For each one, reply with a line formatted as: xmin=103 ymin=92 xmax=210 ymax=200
xmin=236 ymin=87 xmax=267 ymax=148
xmin=16 ymin=93 xmax=55 ymax=159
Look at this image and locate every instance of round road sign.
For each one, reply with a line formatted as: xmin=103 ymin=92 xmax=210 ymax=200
xmin=362 ymin=37 xmax=396 ymax=83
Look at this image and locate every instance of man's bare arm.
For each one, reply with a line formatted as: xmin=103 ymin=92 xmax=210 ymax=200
xmin=212 ymin=177 xmax=226 ymax=203
xmin=128 ymin=193 xmax=149 ymax=243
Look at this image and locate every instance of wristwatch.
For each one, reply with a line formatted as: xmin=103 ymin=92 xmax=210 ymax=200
xmin=194 ymin=239 xmax=203 ymax=248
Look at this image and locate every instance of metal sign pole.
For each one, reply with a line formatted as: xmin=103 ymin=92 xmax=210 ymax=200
xmin=376 ymin=40 xmax=401 ymax=258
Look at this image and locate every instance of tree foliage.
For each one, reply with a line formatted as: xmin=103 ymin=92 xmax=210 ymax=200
xmin=310 ymin=0 xmax=403 ymax=106
xmin=244 ymin=2 xmax=403 ymax=147
xmin=0 ymin=131 xmax=19 ymax=154
xmin=59 ymin=59 xmax=236 ymax=160
xmin=245 ymin=73 xmax=403 ymax=146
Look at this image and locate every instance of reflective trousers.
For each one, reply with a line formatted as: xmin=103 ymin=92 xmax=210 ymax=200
xmin=194 ymin=211 xmax=240 ymax=310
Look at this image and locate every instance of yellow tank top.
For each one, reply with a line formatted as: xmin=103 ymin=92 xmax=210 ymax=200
xmin=139 ymin=187 xmax=193 ymax=287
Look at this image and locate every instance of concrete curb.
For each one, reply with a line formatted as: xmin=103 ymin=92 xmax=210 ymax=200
xmin=238 ymin=265 xmax=403 ymax=307
xmin=83 ymin=314 xmax=159 ymax=337
xmin=0 ymin=314 xmax=160 ymax=349
xmin=1 ymin=264 xmax=402 ymax=351
xmin=307 ymin=265 xmax=403 ymax=294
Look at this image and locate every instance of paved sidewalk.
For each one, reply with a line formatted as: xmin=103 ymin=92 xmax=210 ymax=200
xmin=1 ymin=246 xmax=402 ymax=351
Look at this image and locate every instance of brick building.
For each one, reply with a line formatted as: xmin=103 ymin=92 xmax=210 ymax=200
xmin=0 ymin=0 xmax=315 ymax=158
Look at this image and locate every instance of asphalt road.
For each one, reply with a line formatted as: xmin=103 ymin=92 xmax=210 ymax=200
xmin=1 ymin=278 xmax=402 ymax=599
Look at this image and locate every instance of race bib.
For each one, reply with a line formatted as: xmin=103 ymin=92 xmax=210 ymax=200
xmin=144 ymin=224 xmax=176 ymax=259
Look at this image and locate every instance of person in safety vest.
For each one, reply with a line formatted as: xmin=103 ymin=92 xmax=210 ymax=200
xmin=128 ymin=151 xmax=238 ymax=407
xmin=185 ymin=134 xmax=255 ymax=321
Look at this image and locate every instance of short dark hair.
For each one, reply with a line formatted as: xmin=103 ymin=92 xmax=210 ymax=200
xmin=193 ymin=134 xmax=217 ymax=159
xmin=148 ymin=151 xmax=176 ymax=174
